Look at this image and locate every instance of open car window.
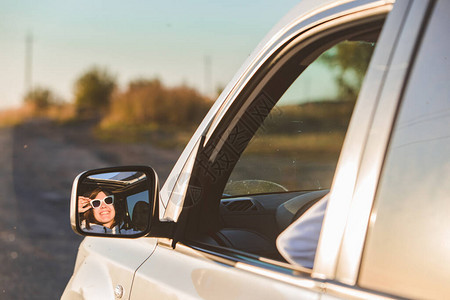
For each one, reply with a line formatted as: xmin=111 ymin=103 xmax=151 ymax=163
xmin=182 ymin=15 xmax=387 ymax=271
xmin=224 ymin=40 xmax=375 ymax=197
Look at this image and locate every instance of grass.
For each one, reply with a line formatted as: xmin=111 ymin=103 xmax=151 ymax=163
xmin=95 ymin=122 xmax=195 ymax=149
xmin=0 ymin=106 xmax=34 ymax=127
xmin=245 ymin=131 xmax=346 ymax=158
xmin=44 ymin=104 xmax=77 ymax=123
xmin=0 ymin=103 xmax=77 ymax=128
xmin=0 ymin=103 xmax=193 ymax=149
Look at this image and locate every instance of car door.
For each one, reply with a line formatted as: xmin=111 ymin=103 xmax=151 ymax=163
xmin=63 ymin=237 xmax=157 ymax=299
xmin=130 ymin=1 xmax=418 ymax=299
xmin=329 ymin=1 xmax=449 ymax=298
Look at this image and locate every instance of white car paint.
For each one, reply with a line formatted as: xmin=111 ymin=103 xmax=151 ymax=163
xmin=63 ymin=238 xmax=157 ymax=299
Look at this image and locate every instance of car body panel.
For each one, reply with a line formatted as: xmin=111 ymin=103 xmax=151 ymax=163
xmin=131 ymin=241 xmax=321 ymax=300
xmin=62 ymin=237 xmax=157 ymax=299
xmin=333 ymin=0 xmax=433 ymax=284
xmin=314 ymin=0 xmax=431 ymax=281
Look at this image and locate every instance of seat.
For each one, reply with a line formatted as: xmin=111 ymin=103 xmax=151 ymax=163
xmin=132 ymin=201 xmax=150 ymax=231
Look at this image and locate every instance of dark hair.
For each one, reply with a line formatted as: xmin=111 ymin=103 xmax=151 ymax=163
xmin=83 ymin=187 xmax=123 ymax=229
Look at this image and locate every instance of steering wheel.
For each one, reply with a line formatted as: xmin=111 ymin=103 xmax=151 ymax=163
xmin=223 ymin=179 xmax=288 ymax=196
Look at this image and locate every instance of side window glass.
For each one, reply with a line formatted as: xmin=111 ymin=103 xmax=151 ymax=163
xmin=210 ymin=33 xmax=382 ymax=266
xmin=359 ymin=3 xmax=450 ymax=299
xmin=186 ymin=19 xmax=386 ymax=269
xmin=224 ymin=41 xmax=375 ymax=196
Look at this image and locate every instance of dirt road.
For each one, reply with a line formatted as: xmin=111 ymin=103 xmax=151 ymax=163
xmin=0 ymin=120 xmax=180 ymax=299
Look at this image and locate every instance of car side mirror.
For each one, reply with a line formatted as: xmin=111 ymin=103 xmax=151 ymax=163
xmin=70 ymin=166 xmax=159 ymax=238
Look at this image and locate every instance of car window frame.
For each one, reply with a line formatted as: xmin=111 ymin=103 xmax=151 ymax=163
xmin=171 ymin=1 xmax=397 ymax=285
xmin=183 ymin=15 xmax=389 ymax=235
xmin=162 ymin=0 xmax=396 ymax=223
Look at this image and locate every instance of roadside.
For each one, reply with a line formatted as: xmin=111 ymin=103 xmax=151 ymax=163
xmin=0 ymin=119 xmax=180 ymax=299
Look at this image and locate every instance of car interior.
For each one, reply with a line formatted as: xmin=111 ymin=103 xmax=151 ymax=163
xmin=214 ymin=189 xmax=329 ymax=260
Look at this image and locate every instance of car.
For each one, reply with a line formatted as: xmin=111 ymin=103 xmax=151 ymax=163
xmin=62 ymin=0 xmax=450 ymax=299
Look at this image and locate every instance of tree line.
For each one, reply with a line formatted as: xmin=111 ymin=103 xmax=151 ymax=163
xmin=23 ymin=67 xmax=212 ymax=131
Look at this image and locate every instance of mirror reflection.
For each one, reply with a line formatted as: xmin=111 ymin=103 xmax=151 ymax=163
xmin=77 ymin=171 xmax=151 ymax=235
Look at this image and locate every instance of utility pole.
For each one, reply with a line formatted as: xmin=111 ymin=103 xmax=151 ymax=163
xmin=25 ymin=32 xmax=33 ymax=95
xmin=204 ymin=55 xmax=212 ymax=97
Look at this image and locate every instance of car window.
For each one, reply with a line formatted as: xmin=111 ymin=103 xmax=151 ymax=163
xmin=184 ymin=15 xmax=387 ymax=267
xmin=224 ymin=40 xmax=374 ymax=196
xmin=358 ymin=2 xmax=450 ymax=298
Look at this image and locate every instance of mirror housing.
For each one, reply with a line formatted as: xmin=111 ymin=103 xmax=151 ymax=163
xmin=70 ymin=165 xmax=173 ymax=238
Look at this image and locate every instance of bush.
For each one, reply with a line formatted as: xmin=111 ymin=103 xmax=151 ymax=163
xmin=23 ymin=87 xmax=57 ymax=113
xmin=102 ymin=79 xmax=211 ymax=129
xmin=74 ymin=67 xmax=116 ymax=117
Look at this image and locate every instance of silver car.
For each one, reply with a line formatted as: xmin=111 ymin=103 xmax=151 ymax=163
xmin=63 ymin=0 xmax=450 ymax=299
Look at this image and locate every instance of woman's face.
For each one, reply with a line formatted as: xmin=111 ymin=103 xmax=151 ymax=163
xmin=92 ymin=191 xmax=116 ymax=228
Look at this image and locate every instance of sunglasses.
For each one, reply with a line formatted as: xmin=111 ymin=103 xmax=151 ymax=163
xmin=90 ymin=195 xmax=114 ymax=208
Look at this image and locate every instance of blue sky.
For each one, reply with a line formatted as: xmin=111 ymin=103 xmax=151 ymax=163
xmin=0 ymin=0 xmax=300 ymax=109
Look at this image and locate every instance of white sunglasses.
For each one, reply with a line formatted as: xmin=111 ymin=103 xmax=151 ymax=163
xmin=90 ymin=195 xmax=114 ymax=209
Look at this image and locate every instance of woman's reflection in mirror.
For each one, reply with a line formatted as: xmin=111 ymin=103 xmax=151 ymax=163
xmin=79 ymin=188 xmax=139 ymax=234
